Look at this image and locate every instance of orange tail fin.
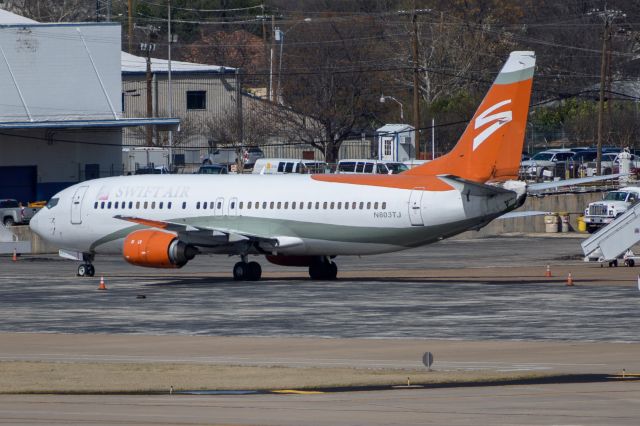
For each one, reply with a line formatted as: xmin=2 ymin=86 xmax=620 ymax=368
xmin=406 ymin=51 xmax=536 ymax=183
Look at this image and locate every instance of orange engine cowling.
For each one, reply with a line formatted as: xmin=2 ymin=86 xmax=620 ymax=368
xmin=123 ymin=229 xmax=197 ymax=268
xmin=266 ymin=255 xmax=316 ymax=267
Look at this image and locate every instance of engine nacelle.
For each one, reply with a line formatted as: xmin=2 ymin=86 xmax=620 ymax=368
xmin=266 ymin=255 xmax=315 ymax=267
xmin=123 ymin=229 xmax=197 ymax=268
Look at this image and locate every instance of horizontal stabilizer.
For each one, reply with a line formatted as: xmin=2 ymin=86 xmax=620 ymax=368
xmin=438 ymin=175 xmax=513 ymax=196
xmin=528 ymin=174 xmax=625 ymax=192
xmin=498 ymin=210 xmax=548 ymax=219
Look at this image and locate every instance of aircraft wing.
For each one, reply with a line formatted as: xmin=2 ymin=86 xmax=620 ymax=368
xmin=498 ymin=210 xmax=548 ymax=219
xmin=438 ymin=175 xmax=514 ymax=196
xmin=113 ymin=215 xmax=304 ymax=250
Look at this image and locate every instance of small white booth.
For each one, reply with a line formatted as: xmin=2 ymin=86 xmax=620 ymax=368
xmin=376 ymin=124 xmax=415 ymax=162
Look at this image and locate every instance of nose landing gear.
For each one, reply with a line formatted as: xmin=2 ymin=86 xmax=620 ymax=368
xmin=77 ymin=263 xmax=95 ymax=277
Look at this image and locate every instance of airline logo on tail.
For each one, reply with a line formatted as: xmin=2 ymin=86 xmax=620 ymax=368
xmin=473 ymin=99 xmax=512 ymax=151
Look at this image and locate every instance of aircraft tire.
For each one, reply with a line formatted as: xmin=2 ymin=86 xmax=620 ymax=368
xmin=86 ymin=265 xmax=95 ymax=277
xmin=248 ymin=261 xmax=262 ymax=281
xmin=77 ymin=264 xmax=87 ymax=277
xmin=233 ymin=262 xmax=248 ymax=281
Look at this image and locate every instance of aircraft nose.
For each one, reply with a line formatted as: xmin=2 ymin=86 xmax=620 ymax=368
xmin=29 ymin=209 xmax=43 ymax=236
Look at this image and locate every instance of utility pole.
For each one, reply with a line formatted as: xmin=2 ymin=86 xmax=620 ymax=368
xmin=138 ymin=26 xmax=158 ymax=146
xmin=591 ymin=6 xmax=625 ymax=175
xmin=167 ymin=0 xmax=173 ymax=170
xmin=411 ymin=0 xmax=421 ymax=160
xmin=128 ymin=0 xmax=133 ymax=53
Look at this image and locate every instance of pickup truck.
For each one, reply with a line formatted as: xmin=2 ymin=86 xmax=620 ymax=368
xmin=583 ymin=187 xmax=640 ymax=233
xmin=0 ymin=199 xmax=38 ymax=226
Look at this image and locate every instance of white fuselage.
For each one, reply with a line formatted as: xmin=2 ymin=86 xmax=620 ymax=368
xmin=30 ymin=174 xmax=518 ymax=258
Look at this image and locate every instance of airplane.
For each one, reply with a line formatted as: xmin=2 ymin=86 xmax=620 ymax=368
xmin=28 ymin=51 xmax=609 ymax=281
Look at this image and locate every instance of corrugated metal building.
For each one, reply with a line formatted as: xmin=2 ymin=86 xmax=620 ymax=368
xmin=0 ymin=9 xmax=177 ymax=202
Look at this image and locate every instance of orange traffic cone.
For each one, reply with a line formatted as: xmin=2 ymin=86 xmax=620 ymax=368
xmin=98 ymin=276 xmax=107 ymax=290
xmin=12 ymin=249 xmax=17 ymax=262
xmin=566 ymin=272 xmax=574 ymax=286
xmin=545 ymin=264 xmax=552 ymax=277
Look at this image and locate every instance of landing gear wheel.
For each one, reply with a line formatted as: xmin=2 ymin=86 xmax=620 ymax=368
xmin=626 ymin=259 xmax=635 ymax=267
xmin=86 ymin=264 xmax=95 ymax=277
xmin=308 ymin=260 xmax=338 ymax=280
xmin=608 ymin=260 xmax=618 ymax=267
xmin=247 ymin=261 xmax=262 ymax=281
xmin=77 ymin=264 xmax=87 ymax=277
xmin=77 ymin=263 xmax=95 ymax=277
xmin=233 ymin=262 xmax=248 ymax=281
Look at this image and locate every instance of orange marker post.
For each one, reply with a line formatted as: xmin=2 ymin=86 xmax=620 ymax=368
xmin=98 ymin=276 xmax=107 ymax=291
xmin=566 ymin=272 xmax=574 ymax=286
xmin=12 ymin=249 xmax=17 ymax=262
xmin=545 ymin=264 xmax=551 ymax=277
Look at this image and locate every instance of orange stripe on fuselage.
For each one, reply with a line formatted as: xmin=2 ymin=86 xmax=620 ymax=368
xmin=311 ymin=173 xmax=452 ymax=190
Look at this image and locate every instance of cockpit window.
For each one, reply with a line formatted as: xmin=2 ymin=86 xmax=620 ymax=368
xmin=46 ymin=198 xmax=59 ymax=209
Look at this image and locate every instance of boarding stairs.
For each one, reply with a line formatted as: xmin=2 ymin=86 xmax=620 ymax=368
xmin=581 ymin=202 xmax=640 ymax=265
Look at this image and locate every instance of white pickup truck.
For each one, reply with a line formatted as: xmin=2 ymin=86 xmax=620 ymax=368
xmin=583 ymin=187 xmax=640 ymax=233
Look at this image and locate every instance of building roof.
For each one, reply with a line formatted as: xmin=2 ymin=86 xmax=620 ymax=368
xmin=0 ymin=118 xmax=179 ymax=131
xmin=121 ymin=51 xmax=235 ymax=75
xmin=377 ymin=124 xmax=414 ymax=133
xmin=0 ymin=9 xmax=37 ymax=24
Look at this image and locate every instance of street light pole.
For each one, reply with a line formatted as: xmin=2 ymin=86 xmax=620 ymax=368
xmin=380 ymin=95 xmax=404 ymax=121
xmin=167 ymin=0 xmax=173 ymax=170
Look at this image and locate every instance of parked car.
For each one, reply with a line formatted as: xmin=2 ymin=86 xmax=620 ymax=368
xmin=134 ymin=165 xmax=170 ymax=175
xmin=196 ymin=164 xmax=229 ymax=174
xmin=519 ymin=150 xmax=575 ymax=180
xmin=583 ymin=187 xmax=640 ymax=233
xmin=0 ymin=199 xmax=38 ymax=226
xmin=203 ymin=146 xmax=264 ymax=169
xmin=579 ymin=152 xmax=640 ymax=176
xmin=337 ymin=159 xmax=409 ymax=174
xmin=252 ymin=158 xmax=327 ymax=174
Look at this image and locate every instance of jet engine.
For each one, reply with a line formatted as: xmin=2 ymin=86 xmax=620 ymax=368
xmin=123 ymin=229 xmax=197 ymax=268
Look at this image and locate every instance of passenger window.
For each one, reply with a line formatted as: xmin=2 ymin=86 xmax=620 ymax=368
xmin=314 ymin=202 xmax=319 ymax=209
xmin=114 ymin=202 xmax=119 ymax=209
xmin=151 ymin=202 xmax=155 ymax=209
xmin=277 ymin=201 xmax=282 ymax=209
xmin=337 ymin=202 xmax=342 ymax=209
xmin=310 ymin=202 xmax=314 ymax=209
xmin=168 ymin=202 xmax=172 ymax=209
xmin=182 ymin=201 xmax=186 ymax=209
xmin=122 ymin=202 xmax=126 ymax=209
xmin=159 ymin=202 xmax=163 ymax=209
xmin=240 ymin=202 xmax=244 ymax=209
xmin=101 ymin=202 xmax=105 ymax=209
xmin=330 ymin=202 xmax=335 ymax=209
xmin=323 ymin=202 xmax=328 ymax=209
xmin=352 ymin=202 xmax=357 ymax=209
xmin=107 ymin=202 xmax=112 ymax=209
xmin=231 ymin=202 xmax=235 ymax=209
xmin=366 ymin=202 xmax=371 ymax=209
xmin=129 ymin=201 xmax=133 ymax=209
xmin=270 ymin=202 xmax=275 ymax=209
xmin=217 ymin=201 xmax=222 ymax=209
xmin=143 ymin=201 xmax=148 ymax=209
xmin=196 ymin=202 xmax=201 ymax=209
xmin=210 ymin=202 xmax=214 ymax=209
xmin=345 ymin=202 xmax=349 ymax=210
xmin=284 ymin=202 xmax=289 ymax=209
xmin=359 ymin=202 xmax=364 ymax=210
xmin=374 ymin=202 xmax=379 ymax=209
xmin=263 ymin=202 xmax=267 ymax=209
xmin=94 ymin=202 xmax=98 ymax=209
xmin=292 ymin=202 xmax=296 ymax=209
xmin=382 ymin=202 xmax=387 ymax=210
xmin=364 ymin=163 xmax=374 ymax=173
xmin=255 ymin=202 xmax=259 ymax=209
xmin=202 ymin=202 xmax=207 ymax=210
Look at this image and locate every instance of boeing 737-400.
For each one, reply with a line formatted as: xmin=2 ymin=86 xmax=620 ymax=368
xmin=30 ymin=51 xmax=565 ymax=280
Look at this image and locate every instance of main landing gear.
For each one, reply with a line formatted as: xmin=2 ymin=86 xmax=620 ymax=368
xmin=233 ymin=256 xmax=262 ymax=281
xmin=309 ymin=257 xmax=338 ymax=280
xmin=77 ymin=263 xmax=95 ymax=277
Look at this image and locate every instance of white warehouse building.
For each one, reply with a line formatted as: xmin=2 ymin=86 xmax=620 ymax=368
xmin=0 ymin=9 xmax=177 ymax=202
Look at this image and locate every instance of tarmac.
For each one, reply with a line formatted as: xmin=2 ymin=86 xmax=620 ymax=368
xmin=1 ymin=235 xmax=640 ymax=425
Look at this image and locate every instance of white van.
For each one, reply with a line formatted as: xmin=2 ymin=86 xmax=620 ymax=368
xmin=336 ymin=159 xmax=409 ymax=175
xmin=252 ymin=158 xmax=328 ymax=175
